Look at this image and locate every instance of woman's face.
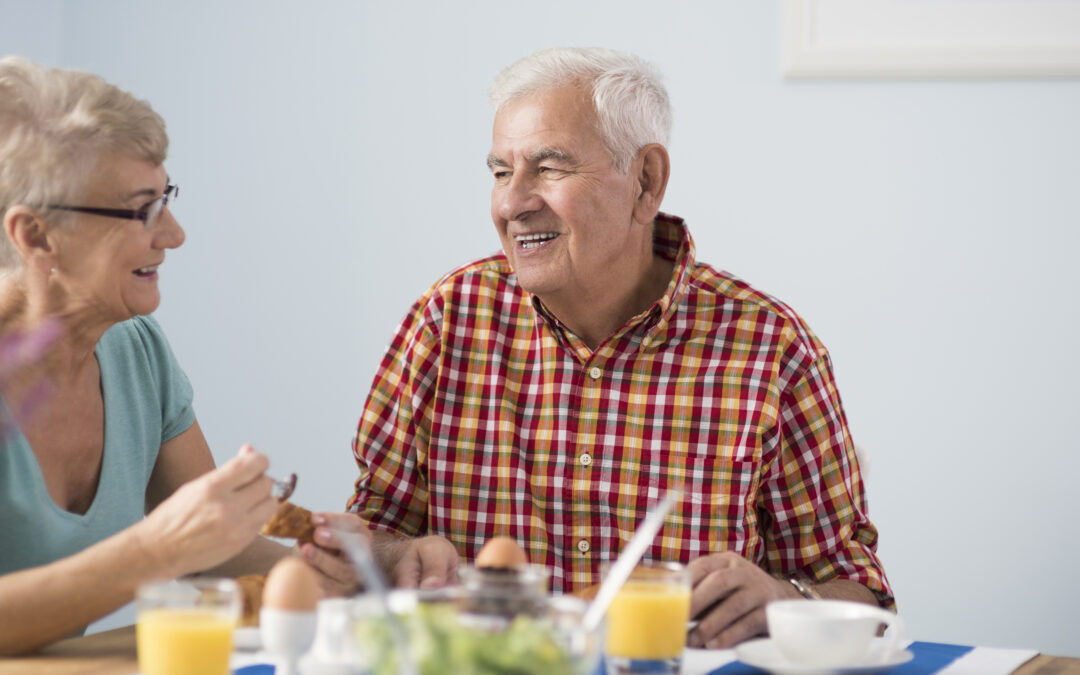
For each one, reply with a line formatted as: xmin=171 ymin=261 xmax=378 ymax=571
xmin=51 ymin=154 xmax=185 ymax=324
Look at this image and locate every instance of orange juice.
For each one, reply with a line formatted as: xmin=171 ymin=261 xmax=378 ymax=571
xmin=136 ymin=608 xmax=235 ymax=675
xmin=606 ymin=580 xmax=692 ymax=660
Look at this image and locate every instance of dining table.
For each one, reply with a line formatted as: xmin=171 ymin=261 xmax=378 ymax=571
xmin=0 ymin=626 xmax=1078 ymax=675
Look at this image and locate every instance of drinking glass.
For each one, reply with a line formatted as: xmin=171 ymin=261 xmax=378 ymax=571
xmin=604 ymin=561 xmax=691 ymax=675
xmin=136 ymin=577 xmax=240 ymax=675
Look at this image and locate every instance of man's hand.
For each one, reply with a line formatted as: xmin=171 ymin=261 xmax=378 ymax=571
xmin=299 ymin=512 xmax=369 ymax=597
xmin=686 ymin=552 xmax=797 ymax=649
xmin=371 ymin=532 xmax=459 ymax=589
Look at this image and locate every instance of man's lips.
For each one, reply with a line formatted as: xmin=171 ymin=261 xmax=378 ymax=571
xmin=515 ymin=232 xmax=559 ymax=250
xmin=134 ymin=264 xmax=160 ymax=278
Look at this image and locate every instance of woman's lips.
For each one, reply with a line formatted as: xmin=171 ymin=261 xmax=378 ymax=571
xmin=134 ymin=264 xmax=159 ymax=279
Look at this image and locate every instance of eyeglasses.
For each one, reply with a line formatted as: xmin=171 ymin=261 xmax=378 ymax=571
xmin=48 ymin=183 xmax=179 ymax=229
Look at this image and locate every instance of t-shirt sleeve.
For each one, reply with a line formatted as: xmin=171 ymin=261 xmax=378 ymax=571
xmin=129 ymin=315 xmax=196 ymax=443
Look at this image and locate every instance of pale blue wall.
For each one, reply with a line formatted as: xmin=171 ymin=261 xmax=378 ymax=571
xmin=2 ymin=0 xmax=1078 ymax=657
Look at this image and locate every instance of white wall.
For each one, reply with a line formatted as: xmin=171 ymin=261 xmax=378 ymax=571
xmin=3 ymin=0 xmax=1078 ymax=657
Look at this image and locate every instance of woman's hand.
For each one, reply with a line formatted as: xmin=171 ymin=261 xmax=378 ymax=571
xmin=135 ymin=445 xmax=278 ymax=577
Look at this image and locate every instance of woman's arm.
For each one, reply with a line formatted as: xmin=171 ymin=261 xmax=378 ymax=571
xmin=0 ymin=423 xmax=279 ymax=655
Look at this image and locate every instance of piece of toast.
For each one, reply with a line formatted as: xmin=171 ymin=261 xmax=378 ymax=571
xmin=235 ymin=574 xmax=266 ymax=627
xmin=260 ymin=500 xmax=316 ymax=545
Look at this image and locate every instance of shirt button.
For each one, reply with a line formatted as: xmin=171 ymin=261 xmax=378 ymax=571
xmin=588 ymin=366 xmax=602 ymax=379
xmin=577 ymin=539 xmax=591 ymax=554
xmin=579 ymin=453 xmax=592 ymax=467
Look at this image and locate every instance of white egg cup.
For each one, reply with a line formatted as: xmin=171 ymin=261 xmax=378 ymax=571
xmin=298 ymin=598 xmax=368 ymax=675
xmin=260 ymin=607 xmax=317 ymax=675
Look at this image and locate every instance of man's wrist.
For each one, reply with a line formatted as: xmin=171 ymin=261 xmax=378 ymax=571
xmin=778 ymin=576 xmax=821 ymax=600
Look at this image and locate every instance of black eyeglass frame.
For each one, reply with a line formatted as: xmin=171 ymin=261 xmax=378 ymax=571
xmin=48 ymin=184 xmax=179 ymax=227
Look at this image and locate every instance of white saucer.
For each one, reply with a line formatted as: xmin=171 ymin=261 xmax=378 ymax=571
xmin=233 ymin=626 xmax=262 ymax=651
xmin=734 ymin=637 xmax=913 ymax=674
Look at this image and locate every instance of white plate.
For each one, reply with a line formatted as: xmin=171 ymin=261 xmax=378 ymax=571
xmin=734 ymin=637 xmax=913 ymax=674
xmin=233 ymin=626 xmax=262 ymax=651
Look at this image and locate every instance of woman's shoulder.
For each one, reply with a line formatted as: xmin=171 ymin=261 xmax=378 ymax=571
xmin=100 ymin=314 xmax=170 ymax=352
xmin=97 ymin=314 xmax=187 ymax=379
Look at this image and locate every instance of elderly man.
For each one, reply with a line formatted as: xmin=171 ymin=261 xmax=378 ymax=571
xmin=346 ymin=47 xmax=894 ymax=648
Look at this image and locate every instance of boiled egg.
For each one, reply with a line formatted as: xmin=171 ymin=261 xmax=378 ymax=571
xmin=262 ymin=556 xmax=320 ymax=612
xmin=475 ymin=536 xmax=529 ymax=569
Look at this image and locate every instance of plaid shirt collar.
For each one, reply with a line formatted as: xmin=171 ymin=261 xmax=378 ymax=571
xmin=528 ymin=212 xmax=694 ymax=357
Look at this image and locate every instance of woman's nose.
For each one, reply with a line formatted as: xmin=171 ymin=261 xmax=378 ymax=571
xmin=154 ymin=207 xmax=185 ymax=249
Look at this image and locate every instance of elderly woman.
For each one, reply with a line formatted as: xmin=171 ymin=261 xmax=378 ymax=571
xmin=0 ymin=57 xmax=358 ymax=654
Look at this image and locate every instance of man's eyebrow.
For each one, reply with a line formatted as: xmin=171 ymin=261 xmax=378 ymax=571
xmin=528 ymin=147 xmax=571 ymax=163
xmin=485 ymin=148 xmax=573 ymax=170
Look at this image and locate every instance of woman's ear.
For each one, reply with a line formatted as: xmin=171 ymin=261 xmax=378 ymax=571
xmin=631 ymin=143 xmax=671 ymax=225
xmin=3 ymin=206 xmax=56 ymax=271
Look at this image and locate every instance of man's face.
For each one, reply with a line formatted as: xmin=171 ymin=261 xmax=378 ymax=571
xmin=488 ymin=84 xmax=642 ymax=306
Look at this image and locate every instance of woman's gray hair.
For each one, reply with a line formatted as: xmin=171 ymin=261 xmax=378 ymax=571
xmin=489 ymin=47 xmax=672 ymax=173
xmin=0 ymin=56 xmax=168 ymax=268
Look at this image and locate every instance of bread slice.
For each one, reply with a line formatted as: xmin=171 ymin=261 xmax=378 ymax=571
xmin=260 ymin=501 xmax=316 ymax=545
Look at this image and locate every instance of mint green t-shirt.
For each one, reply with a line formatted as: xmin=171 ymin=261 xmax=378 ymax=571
xmin=0 ymin=315 xmax=195 ymax=577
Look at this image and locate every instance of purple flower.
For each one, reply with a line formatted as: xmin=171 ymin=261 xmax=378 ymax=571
xmin=0 ymin=319 xmax=61 ymax=440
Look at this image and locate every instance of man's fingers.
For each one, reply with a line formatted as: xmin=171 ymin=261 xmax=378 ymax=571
xmin=310 ymin=512 xmax=372 ymax=552
xmin=688 ymin=551 xmax=738 ymax=586
xmin=692 ymin=600 xmax=767 ymax=649
xmin=689 ymin=567 xmax=737 ymax=620
xmin=300 ymin=543 xmax=355 ymax=586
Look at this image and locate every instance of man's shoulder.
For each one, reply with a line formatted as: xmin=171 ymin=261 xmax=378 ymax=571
xmin=683 ymin=263 xmax=824 ymax=353
xmin=410 ymin=252 xmax=524 ymax=316
xmin=425 ymin=252 xmax=519 ymax=297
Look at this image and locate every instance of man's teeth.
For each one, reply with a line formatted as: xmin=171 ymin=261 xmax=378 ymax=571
xmin=136 ymin=266 xmax=158 ymax=274
xmin=516 ymin=233 xmax=558 ymax=249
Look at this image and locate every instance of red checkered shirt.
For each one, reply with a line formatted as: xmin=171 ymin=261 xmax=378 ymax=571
xmin=349 ymin=213 xmax=894 ymax=607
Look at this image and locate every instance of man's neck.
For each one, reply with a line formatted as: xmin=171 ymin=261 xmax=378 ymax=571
xmin=539 ymin=253 xmax=674 ymax=351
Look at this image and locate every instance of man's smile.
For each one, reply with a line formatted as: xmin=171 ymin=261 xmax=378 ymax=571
xmin=515 ymin=232 xmax=559 ymax=249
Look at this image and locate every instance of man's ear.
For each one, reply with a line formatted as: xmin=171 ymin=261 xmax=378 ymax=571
xmin=3 ymin=206 xmax=56 ymax=270
xmin=631 ymin=143 xmax=671 ymax=225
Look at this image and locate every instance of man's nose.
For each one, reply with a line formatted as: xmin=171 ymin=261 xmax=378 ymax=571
xmin=495 ymin=173 xmax=543 ymax=222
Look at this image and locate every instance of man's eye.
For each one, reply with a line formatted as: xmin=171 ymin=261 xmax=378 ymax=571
xmin=493 ymin=171 xmax=511 ymax=181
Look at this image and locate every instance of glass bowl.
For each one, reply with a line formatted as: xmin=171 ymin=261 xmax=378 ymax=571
xmin=350 ymin=585 xmax=603 ymax=675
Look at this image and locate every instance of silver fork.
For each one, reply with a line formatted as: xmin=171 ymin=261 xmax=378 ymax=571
xmin=270 ymin=473 xmax=297 ymax=501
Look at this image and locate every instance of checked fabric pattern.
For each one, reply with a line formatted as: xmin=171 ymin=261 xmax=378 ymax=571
xmin=349 ymin=213 xmax=893 ymax=607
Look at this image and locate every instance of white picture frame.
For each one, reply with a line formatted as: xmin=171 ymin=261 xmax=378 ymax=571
xmin=781 ymin=0 xmax=1080 ymax=78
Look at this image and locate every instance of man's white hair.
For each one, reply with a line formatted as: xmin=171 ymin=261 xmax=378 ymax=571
xmin=489 ymin=47 xmax=672 ymax=173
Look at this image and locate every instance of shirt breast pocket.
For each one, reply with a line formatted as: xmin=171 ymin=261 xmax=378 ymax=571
xmin=658 ymin=454 xmax=761 ymax=562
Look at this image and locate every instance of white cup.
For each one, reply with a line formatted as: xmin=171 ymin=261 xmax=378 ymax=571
xmin=766 ymin=599 xmax=902 ymax=668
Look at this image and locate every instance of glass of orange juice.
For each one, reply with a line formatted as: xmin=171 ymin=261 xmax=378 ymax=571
xmin=604 ymin=561 xmax=691 ymax=675
xmin=136 ymin=577 xmax=241 ymax=675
